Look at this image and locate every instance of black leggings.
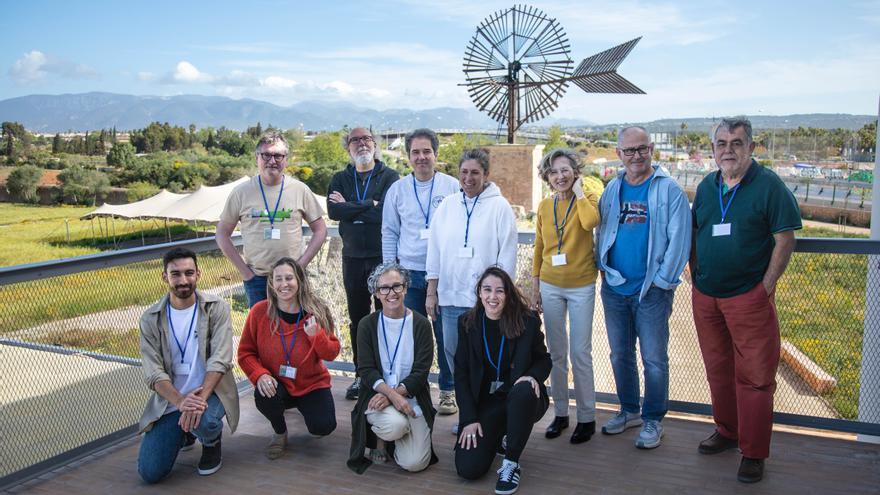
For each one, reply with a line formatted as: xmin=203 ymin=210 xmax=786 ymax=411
xmin=254 ymin=386 xmax=337 ymax=436
xmin=455 ymin=381 xmax=548 ymax=480
xmin=342 ymin=256 xmax=382 ymax=371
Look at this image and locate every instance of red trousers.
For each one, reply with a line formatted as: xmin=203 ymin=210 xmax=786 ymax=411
xmin=692 ymin=283 xmax=780 ymax=459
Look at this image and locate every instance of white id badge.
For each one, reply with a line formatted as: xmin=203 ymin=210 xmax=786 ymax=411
xmin=419 ymin=228 xmax=431 ymax=240
xmin=489 ymin=380 xmax=504 ymax=394
xmin=264 ymin=227 xmax=281 ymax=240
xmin=278 ymin=365 xmax=297 ymax=379
xmin=173 ymin=363 xmax=190 ymax=376
xmin=458 ymin=246 xmax=474 ymax=258
xmin=712 ymin=223 xmax=732 ymax=237
xmin=386 ymin=373 xmax=399 ymax=388
xmin=551 ymin=253 xmax=568 ymax=266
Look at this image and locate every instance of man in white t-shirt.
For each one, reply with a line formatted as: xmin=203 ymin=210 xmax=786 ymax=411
xmin=217 ymin=131 xmax=327 ymax=307
xmin=381 ymin=128 xmax=460 ymax=415
xmin=137 ymin=248 xmax=240 ymax=483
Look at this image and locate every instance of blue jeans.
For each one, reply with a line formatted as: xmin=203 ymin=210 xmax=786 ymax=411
xmin=406 ymin=271 xmax=453 ymax=391
xmin=138 ymin=394 xmax=226 ymax=484
xmin=440 ymin=305 xmax=471 ymax=376
xmin=600 ymin=283 xmax=674 ymax=422
xmin=244 ymin=275 xmax=268 ymax=308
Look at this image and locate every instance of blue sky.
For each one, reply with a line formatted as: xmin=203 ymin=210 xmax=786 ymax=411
xmin=1 ymin=0 xmax=879 ymax=124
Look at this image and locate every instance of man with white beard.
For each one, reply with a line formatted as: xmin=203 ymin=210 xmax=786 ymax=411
xmin=328 ymin=127 xmax=400 ymax=400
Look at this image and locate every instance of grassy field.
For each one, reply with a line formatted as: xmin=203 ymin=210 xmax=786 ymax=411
xmin=777 ymin=227 xmax=870 ymax=419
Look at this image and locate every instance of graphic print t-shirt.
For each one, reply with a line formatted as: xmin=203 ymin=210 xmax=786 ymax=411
xmin=607 ymin=177 xmax=651 ymax=296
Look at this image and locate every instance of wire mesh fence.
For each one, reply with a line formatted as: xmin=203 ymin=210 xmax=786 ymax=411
xmin=0 ymin=233 xmax=878 ymax=485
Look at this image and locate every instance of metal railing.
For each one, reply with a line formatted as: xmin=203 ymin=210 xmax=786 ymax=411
xmin=1 ymin=229 xmax=879 ymax=489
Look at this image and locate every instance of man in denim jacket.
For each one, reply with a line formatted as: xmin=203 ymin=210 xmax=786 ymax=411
xmin=596 ymin=126 xmax=691 ymax=450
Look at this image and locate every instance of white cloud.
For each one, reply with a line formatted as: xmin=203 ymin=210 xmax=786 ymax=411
xmin=261 ymin=75 xmax=298 ymax=89
xmin=173 ymin=61 xmax=212 ymax=83
xmin=8 ymin=50 xmax=97 ymax=84
xmin=137 ymin=71 xmax=156 ymax=81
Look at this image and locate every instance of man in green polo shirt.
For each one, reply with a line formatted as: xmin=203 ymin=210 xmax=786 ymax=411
xmin=691 ymin=117 xmax=801 ymax=484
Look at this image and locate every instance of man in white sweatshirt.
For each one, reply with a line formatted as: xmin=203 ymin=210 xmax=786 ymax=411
xmin=382 ymin=128 xmax=460 ymax=415
xmin=425 ymin=148 xmax=518 ymax=386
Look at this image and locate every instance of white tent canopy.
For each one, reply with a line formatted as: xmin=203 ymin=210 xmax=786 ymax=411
xmin=82 ymin=176 xmax=327 ymax=223
xmin=81 ymin=189 xmax=187 ymax=220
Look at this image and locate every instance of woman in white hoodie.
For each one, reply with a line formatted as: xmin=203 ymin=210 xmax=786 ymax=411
xmin=425 ymin=149 xmax=518 ymax=401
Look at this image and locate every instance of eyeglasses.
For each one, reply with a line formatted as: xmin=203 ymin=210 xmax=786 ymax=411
xmin=260 ymin=152 xmax=287 ymax=162
xmin=620 ymin=146 xmax=651 ymax=157
xmin=376 ymin=283 xmax=405 ymax=295
xmin=349 ymin=135 xmax=374 ymax=145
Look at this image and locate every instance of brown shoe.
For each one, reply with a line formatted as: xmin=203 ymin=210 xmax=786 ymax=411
xmin=737 ymin=457 xmax=764 ymax=483
xmin=698 ymin=431 xmax=738 ymax=455
xmin=266 ymin=433 xmax=287 ymax=460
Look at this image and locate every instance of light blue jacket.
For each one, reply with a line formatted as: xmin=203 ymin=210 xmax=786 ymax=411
xmin=597 ymin=166 xmax=691 ymax=301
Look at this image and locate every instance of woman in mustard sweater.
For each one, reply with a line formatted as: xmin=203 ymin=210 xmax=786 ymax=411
xmin=237 ymin=257 xmax=341 ymax=459
xmin=530 ymin=148 xmax=602 ymax=444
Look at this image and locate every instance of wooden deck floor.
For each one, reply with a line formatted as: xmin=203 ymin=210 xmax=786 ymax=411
xmin=9 ymin=376 xmax=879 ymax=495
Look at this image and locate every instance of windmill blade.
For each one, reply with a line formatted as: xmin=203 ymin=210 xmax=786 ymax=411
xmin=573 ymin=37 xmax=641 ymax=77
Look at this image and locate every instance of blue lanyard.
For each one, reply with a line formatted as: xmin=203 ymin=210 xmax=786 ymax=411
xmin=278 ymin=311 xmax=304 ymax=366
xmin=553 ymin=194 xmax=575 ymax=255
xmin=354 ymin=167 xmax=375 ymax=202
xmin=481 ymin=313 xmax=505 ymax=384
xmin=717 ymin=174 xmax=740 ymax=223
xmin=167 ymin=295 xmax=198 ymax=364
xmin=463 ymin=191 xmax=482 ymax=247
xmin=380 ymin=311 xmax=407 ymax=375
xmin=258 ymin=176 xmax=285 ymax=227
xmin=412 ymin=174 xmax=436 ymax=229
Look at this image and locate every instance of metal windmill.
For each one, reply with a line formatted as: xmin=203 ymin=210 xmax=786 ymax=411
xmin=463 ymin=4 xmax=644 ymax=143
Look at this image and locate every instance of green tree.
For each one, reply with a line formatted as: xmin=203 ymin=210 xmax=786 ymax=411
xmin=6 ymin=165 xmax=43 ymax=203
xmin=545 ymin=125 xmax=565 ymax=150
xmin=301 ymin=131 xmax=349 ymax=165
xmin=106 ymin=142 xmax=136 ymax=167
xmin=126 ymin=181 xmax=160 ymax=201
xmin=59 ymin=165 xmax=111 ymax=205
xmin=52 ymin=133 xmax=64 ymax=154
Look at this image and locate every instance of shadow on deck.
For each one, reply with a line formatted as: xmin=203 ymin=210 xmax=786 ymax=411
xmin=8 ymin=376 xmax=879 ymax=495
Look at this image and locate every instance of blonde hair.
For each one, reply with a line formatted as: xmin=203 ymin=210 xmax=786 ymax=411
xmin=266 ymin=257 xmax=335 ymax=334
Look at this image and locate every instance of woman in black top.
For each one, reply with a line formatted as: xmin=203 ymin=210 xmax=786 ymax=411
xmin=454 ymin=267 xmax=551 ymax=494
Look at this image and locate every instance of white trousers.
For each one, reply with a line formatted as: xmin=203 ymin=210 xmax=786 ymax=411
xmin=366 ymin=405 xmax=432 ymax=472
xmin=540 ymin=281 xmax=597 ymax=422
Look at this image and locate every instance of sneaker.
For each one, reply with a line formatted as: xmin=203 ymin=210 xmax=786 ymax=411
xmin=602 ymin=411 xmax=642 ymax=435
xmin=197 ymin=437 xmax=222 ymax=476
xmin=635 ymin=420 xmax=663 ymax=449
xmin=265 ymin=433 xmax=287 ymax=460
xmin=345 ymin=377 xmax=361 ymax=400
xmin=180 ymin=433 xmax=196 ymax=452
xmin=438 ymin=390 xmax=458 ymax=415
xmin=495 ymin=459 xmax=521 ymax=495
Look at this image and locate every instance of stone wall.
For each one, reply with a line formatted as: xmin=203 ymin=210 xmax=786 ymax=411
xmin=486 ymin=144 xmax=545 ymax=213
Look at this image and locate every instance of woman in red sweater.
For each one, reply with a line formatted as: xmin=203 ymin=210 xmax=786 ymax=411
xmin=238 ymin=257 xmax=341 ymax=459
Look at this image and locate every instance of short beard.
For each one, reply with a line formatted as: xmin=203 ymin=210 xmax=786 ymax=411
xmin=353 ymin=152 xmax=373 ymax=168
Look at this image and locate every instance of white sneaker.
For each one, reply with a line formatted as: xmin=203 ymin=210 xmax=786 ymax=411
xmin=438 ymin=390 xmax=458 ymax=415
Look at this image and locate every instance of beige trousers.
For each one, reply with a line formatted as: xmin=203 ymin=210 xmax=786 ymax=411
xmin=366 ymin=406 xmax=431 ymax=472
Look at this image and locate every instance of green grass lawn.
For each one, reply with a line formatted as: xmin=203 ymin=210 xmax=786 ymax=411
xmin=776 ymin=226 xmax=871 ymax=418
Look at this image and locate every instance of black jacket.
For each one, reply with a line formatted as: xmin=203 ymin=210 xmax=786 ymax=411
xmin=454 ymin=311 xmax=552 ymax=427
xmin=327 ymin=160 xmax=399 ymax=258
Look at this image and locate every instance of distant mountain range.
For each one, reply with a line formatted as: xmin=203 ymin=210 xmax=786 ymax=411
xmin=0 ymin=92 xmax=874 ymax=133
